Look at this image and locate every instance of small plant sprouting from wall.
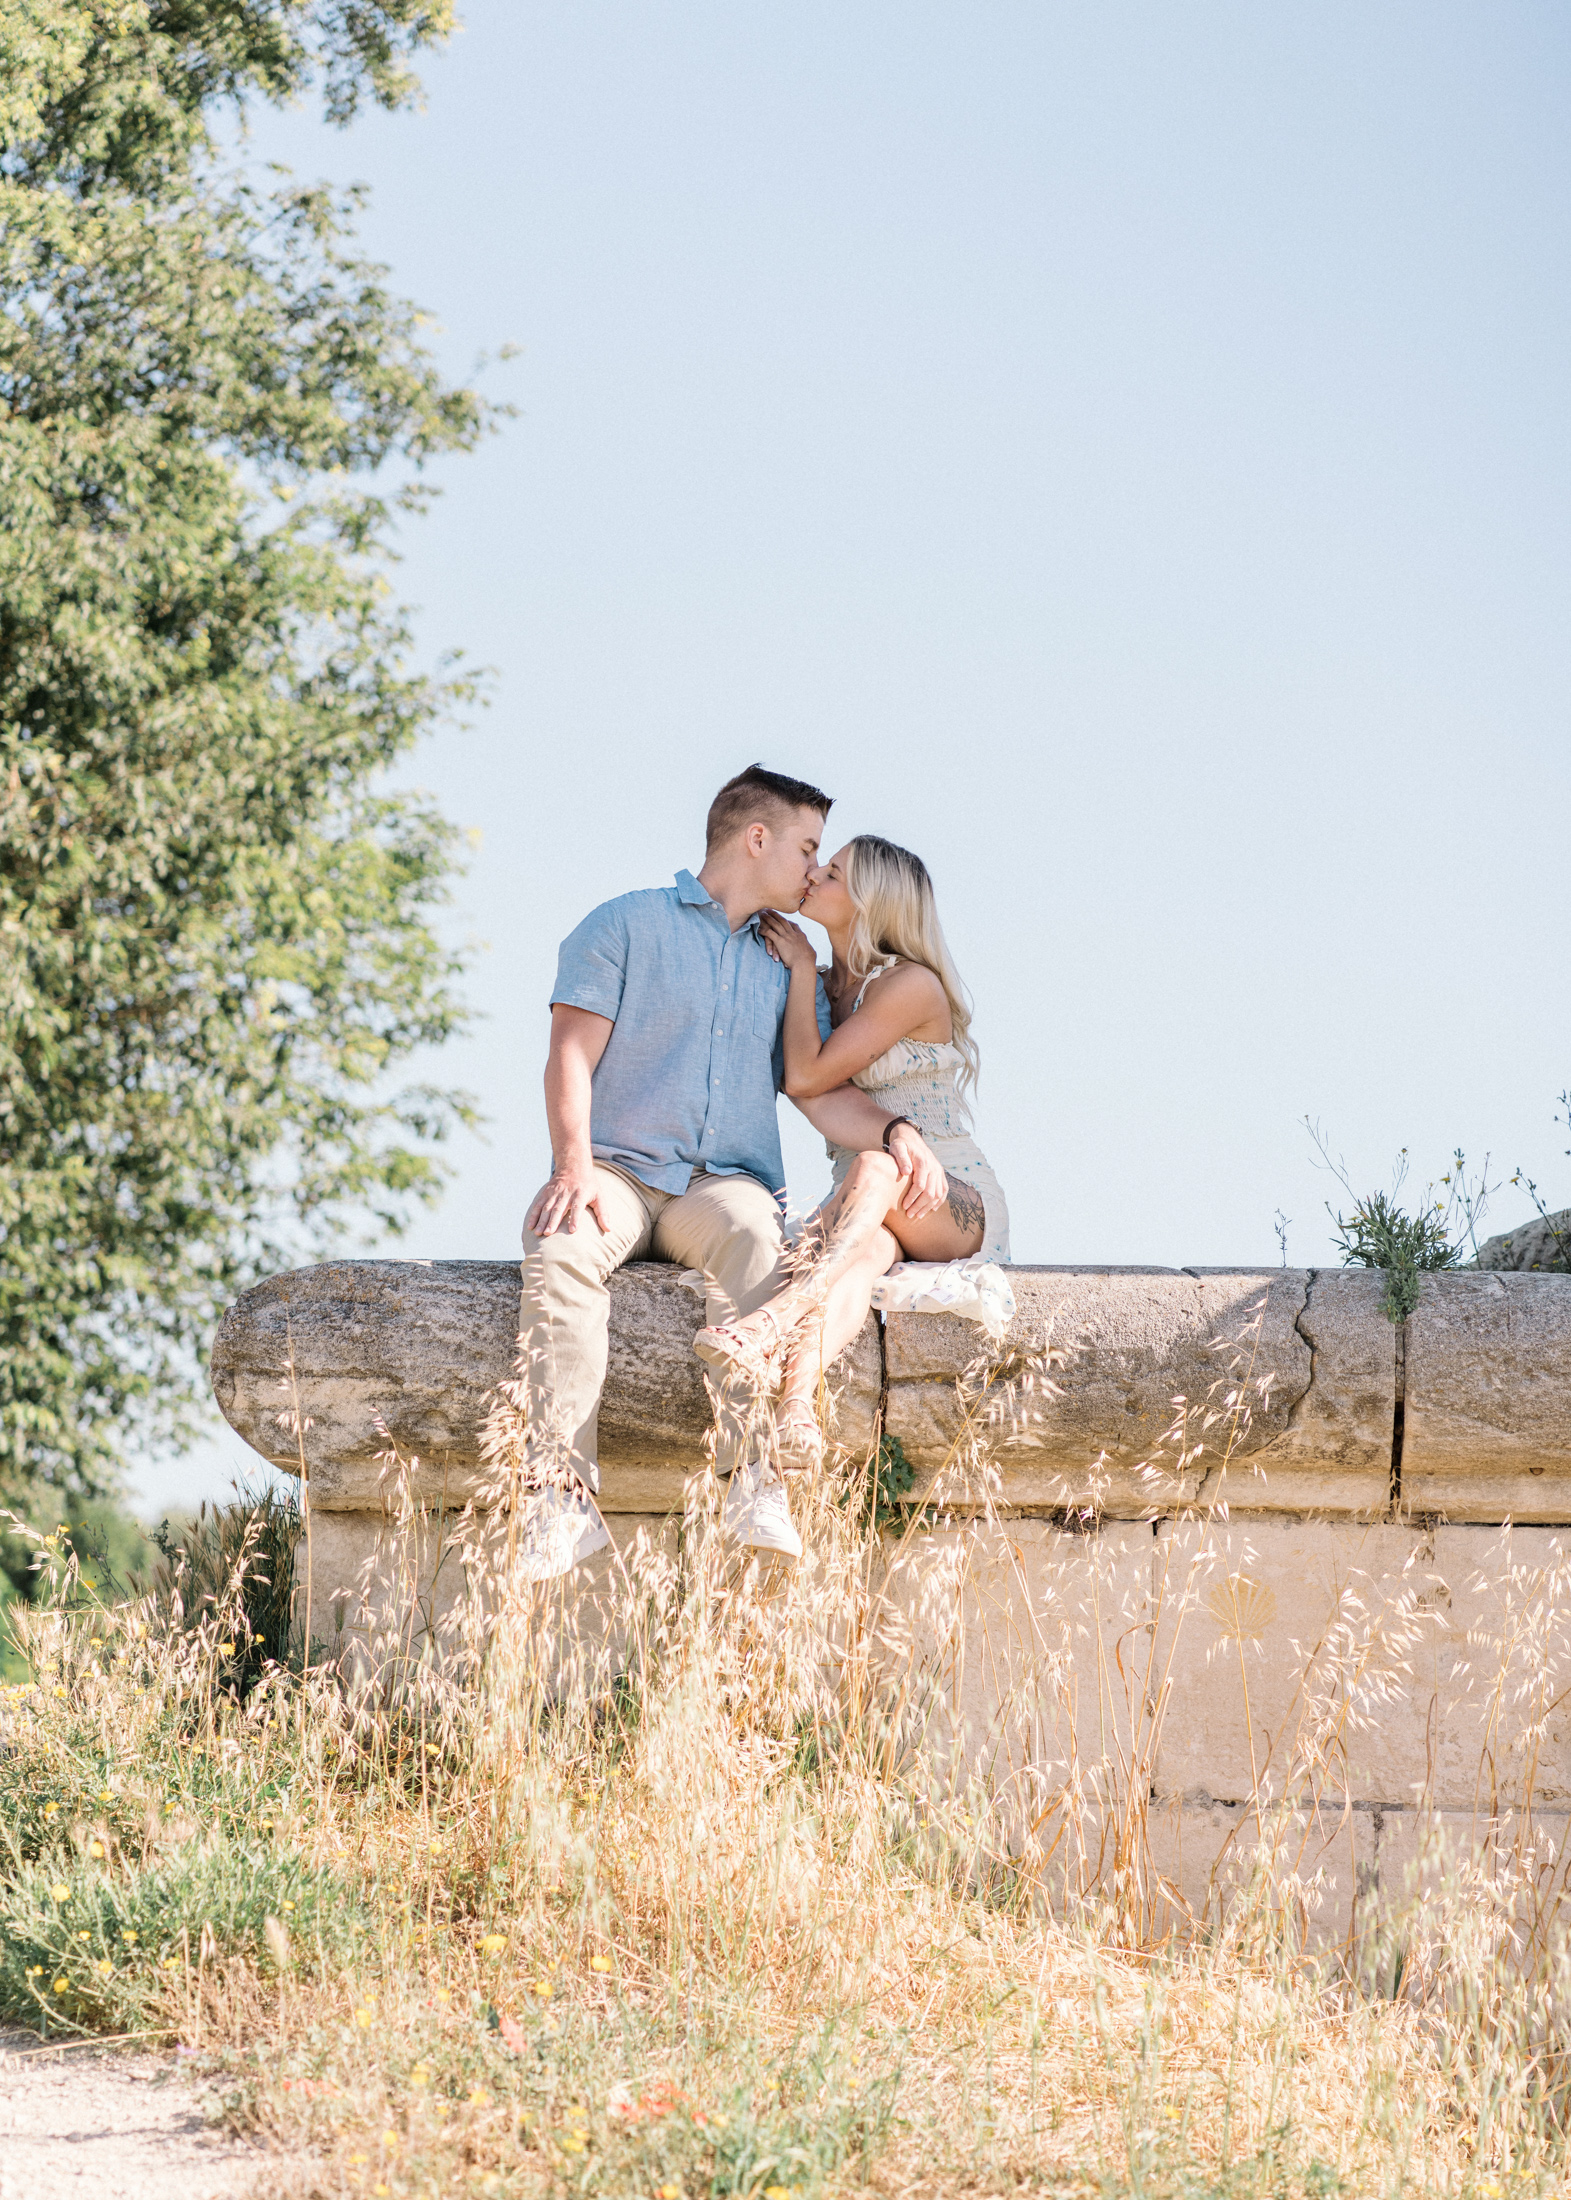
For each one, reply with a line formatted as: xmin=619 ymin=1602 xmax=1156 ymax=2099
xmin=1330 ymin=1185 xmax=1458 ymax=1321
xmin=1305 ymin=1118 xmax=1496 ymax=1321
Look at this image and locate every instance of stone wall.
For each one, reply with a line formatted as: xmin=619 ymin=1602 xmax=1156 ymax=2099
xmin=211 ymin=1259 xmax=1571 ymax=1923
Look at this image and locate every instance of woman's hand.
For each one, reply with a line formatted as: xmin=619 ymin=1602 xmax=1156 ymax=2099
xmin=886 ymin=1122 xmax=948 ymax=1221
xmin=759 ymin=911 xmax=819 ymax=971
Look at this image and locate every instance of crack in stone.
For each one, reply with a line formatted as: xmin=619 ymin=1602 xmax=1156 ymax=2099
xmin=1282 ymin=1267 xmax=1318 ymax=1430
xmin=1391 ymin=1315 xmax=1408 ymax=1517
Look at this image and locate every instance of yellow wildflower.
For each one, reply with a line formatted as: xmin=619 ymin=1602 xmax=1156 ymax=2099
xmin=590 ymin=1954 xmax=612 ymax=1972
xmin=479 ymin=1933 xmax=506 ymax=1952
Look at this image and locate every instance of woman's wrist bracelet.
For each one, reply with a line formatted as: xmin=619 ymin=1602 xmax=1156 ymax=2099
xmin=881 ymin=1115 xmax=916 ymax=1152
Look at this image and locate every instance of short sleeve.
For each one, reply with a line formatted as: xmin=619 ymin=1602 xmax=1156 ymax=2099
xmin=815 ymin=972 xmax=833 ymax=1041
xmin=552 ymin=898 xmax=630 ymax=1020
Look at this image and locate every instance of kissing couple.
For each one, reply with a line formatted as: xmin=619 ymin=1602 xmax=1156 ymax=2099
xmin=517 ymin=763 xmax=1010 ymax=1574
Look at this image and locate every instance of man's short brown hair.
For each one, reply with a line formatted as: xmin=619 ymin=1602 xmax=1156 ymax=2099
xmin=705 ymin=764 xmax=833 ymax=854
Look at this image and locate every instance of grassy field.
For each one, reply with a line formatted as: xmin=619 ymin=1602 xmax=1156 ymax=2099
xmin=3 ymin=1436 xmax=1570 ymax=2200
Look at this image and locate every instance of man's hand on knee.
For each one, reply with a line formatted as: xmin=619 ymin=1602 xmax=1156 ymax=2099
xmin=526 ymin=1160 xmax=608 ymax=1238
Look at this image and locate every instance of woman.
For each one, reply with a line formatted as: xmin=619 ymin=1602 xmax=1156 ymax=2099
xmin=695 ymin=834 xmax=1010 ymax=1469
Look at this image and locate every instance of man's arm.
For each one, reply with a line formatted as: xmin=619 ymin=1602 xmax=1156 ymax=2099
xmin=792 ymin=1086 xmax=949 ymax=1222
xmin=525 ymin=1004 xmax=616 ymax=1237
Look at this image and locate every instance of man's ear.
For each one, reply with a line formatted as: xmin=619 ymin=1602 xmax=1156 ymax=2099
xmin=743 ymin=820 xmax=770 ymax=858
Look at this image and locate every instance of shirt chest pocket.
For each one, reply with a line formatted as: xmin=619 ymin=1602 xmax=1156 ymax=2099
xmin=745 ymin=967 xmax=785 ymax=1040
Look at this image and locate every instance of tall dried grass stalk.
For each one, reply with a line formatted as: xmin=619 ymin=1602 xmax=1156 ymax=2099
xmin=5 ymin=1292 xmax=1571 ymax=2194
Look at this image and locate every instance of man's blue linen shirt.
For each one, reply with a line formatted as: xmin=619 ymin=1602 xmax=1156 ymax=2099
xmin=550 ymin=870 xmax=832 ymax=1200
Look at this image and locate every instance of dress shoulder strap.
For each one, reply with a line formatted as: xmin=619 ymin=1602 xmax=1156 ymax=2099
xmin=851 ymin=958 xmax=900 ymax=1012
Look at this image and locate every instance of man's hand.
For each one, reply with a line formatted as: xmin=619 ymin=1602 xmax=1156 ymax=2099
xmin=529 ymin=1005 xmax=615 ymax=1239
xmin=887 ymin=1122 xmax=948 ymax=1223
xmin=525 ymin=1158 xmax=607 ymax=1238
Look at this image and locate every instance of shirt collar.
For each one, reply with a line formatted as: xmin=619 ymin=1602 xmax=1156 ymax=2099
xmin=675 ymin=869 xmax=765 ymax=937
xmin=674 ymin=868 xmax=712 ymax=907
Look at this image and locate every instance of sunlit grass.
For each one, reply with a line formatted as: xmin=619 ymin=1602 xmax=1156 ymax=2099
xmin=3 ymin=1347 xmax=1571 ymax=2198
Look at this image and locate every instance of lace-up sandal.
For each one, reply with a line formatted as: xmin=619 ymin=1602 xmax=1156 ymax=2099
xmin=692 ymin=1305 xmax=788 ymax=1389
xmin=773 ymin=1398 xmax=824 ymax=1473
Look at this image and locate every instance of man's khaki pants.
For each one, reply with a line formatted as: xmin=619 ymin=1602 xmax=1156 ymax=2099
xmin=519 ymin=1162 xmax=787 ymax=1495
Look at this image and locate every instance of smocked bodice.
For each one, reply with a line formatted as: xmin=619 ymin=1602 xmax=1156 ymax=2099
xmin=847 ymin=1035 xmax=973 ymax=1143
xmin=823 ymin=964 xmax=973 ymax=1155
xmin=818 ymin=962 xmax=1010 ymax=1260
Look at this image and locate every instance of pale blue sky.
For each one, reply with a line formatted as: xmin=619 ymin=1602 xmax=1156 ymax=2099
xmin=137 ymin=1 xmax=1571 ymax=1511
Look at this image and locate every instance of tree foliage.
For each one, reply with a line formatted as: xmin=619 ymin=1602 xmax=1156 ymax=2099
xmin=1 ymin=1 xmax=493 ymax=1511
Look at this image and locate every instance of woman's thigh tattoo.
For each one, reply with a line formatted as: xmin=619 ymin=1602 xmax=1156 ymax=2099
xmin=946 ymin=1176 xmax=985 ymax=1238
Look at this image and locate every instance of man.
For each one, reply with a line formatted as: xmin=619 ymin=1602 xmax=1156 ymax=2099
xmin=517 ymin=763 xmax=947 ymax=1577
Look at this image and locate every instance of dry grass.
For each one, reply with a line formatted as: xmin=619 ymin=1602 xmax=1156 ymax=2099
xmin=4 ymin=1316 xmax=1571 ymax=2198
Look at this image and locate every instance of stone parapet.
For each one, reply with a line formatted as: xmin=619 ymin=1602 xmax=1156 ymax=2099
xmin=212 ymin=1259 xmax=1571 ymax=1524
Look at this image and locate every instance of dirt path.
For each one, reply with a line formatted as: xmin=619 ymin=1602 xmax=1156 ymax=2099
xmin=0 ymin=2027 xmax=272 ymax=2200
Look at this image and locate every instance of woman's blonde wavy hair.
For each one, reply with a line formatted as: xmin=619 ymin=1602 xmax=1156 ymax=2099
xmin=844 ymin=835 xmax=979 ymax=1100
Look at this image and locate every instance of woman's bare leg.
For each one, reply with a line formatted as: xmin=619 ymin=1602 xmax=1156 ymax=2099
xmin=698 ymin=1151 xmax=905 ymax=1359
xmin=778 ymin=1220 xmax=901 ymax=1413
xmin=698 ymin=1148 xmax=986 ymax=1393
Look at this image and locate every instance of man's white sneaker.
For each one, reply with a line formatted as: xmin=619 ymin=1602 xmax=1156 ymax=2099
xmin=722 ymin=1461 xmax=803 ymax=1561
xmin=516 ymin=1485 xmax=613 ymax=1582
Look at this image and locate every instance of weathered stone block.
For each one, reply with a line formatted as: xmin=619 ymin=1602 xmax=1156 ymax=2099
xmin=1150 ymin=1518 xmax=1446 ymax=1808
xmin=1144 ymin=1795 xmax=1375 ymax=1942
xmin=1477 ymin=1209 xmax=1571 ymax=1274
xmin=1420 ymin=1526 xmax=1571 ymax=1810
xmin=871 ymin=1519 xmax=1153 ymax=1793
xmin=884 ymin=1270 xmax=1312 ymax=1510
xmin=1367 ymin=1806 xmax=1571 ymax=1917
xmin=880 ymin=1383 xmax=1204 ymax=1515
xmin=210 ymin=1257 xmax=880 ymax=1509
xmin=300 ymin=1505 xmax=678 ymax=1684
xmin=1403 ymin=1273 xmax=1571 ymax=1519
xmin=1202 ymin=1269 xmax=1395 ymax=1516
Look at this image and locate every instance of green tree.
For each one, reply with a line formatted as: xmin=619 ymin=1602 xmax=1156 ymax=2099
xmin=0 ymin=1 xmax=494 ymax=1528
